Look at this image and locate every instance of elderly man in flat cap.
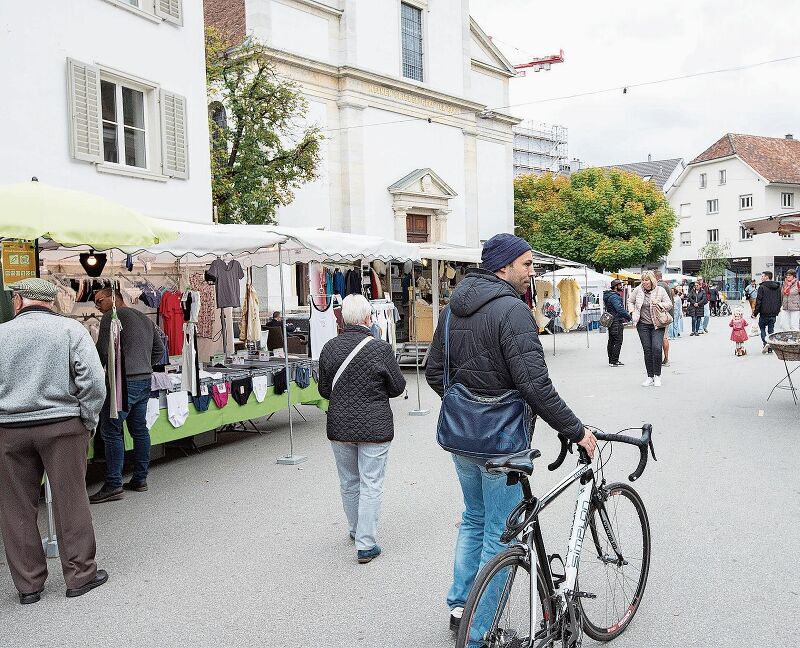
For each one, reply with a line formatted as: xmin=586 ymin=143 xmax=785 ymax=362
xmin=0 ymin=278 xmax=108 ymax=604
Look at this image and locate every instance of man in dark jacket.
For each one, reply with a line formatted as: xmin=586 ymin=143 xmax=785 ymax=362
xmin=425 ymin=233 xmax=596 ymax=634
xmin=754 ymin=271 xmax=782 ymax=352
xmin=603 ymin=279 xmax=632 ymax=366
xmin=318 ymin=295 xmax=406 ymax=564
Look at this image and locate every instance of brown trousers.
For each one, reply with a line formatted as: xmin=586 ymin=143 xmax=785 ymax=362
xmin=0 ymin=418 xmax=97 ymax=593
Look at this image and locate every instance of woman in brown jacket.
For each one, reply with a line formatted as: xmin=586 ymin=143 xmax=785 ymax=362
xmin=627 ymin=271 xmax=673 ymax=387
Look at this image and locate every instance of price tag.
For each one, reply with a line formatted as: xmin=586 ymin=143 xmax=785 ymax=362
xmin=232 ymin=356 xmax=245 ymax=365
xmin=200 ymin=384 xmax=208 ymax=396
xmin=217 ymin=383 xmax=227 ymax=394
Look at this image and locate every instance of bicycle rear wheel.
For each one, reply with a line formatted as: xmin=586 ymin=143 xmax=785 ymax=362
xmin=578 ymin=482 xmax=651 ymax=641
xmin=456 ymin=545 xmax=553 ymax=648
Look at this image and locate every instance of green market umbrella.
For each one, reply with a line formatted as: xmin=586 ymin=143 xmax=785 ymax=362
xmin=0 ymin=179 xmax=176 ymax=248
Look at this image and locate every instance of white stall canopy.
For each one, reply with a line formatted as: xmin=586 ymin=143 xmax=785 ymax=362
xmin=741 ymin=212 xmax=800 ymax=236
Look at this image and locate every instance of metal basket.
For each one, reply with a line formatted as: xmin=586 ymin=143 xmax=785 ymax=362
xmin=767 ymin=331 xmax=800 ymax=362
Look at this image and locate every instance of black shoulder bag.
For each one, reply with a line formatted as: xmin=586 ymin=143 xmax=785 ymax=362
xmin=436 ymin=307 xmax=532 ymax=461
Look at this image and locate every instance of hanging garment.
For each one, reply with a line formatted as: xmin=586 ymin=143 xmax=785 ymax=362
xmin=333 ymin=269 xmax=346 ymax=297
xmin=212 ymin=382 xmax=230 ymax=408
xmin=54 ymin=284 xmax=77 ymax=315
xmin=230 ymin=377 xmax=253 ymax=406
xmin=181 ymin=290 xmax=201 ymax=323
xmin=401 ymin=273 xmax=412 ymax=304
xmin=151 ymin=372 xmax=173 ymax=391
xmin=207 ymin=259 xmax=244 ymax=309
xmin=370 ymin=270 xmax=383 ymax=300
xmin=274 ymin=369 xmax=288 ymax=395
xmin=193 ymin=391 xmax=212 ymax=412
xmin=309 ymin=299 xmax=338 ymax=360
xmin=333 ymin=305 xmax=344 ymax=334
xmin=136 ymin=281 xmax=162 ymax=309
xmin=344 ymin=269 xmax=361 ymax=296
xmin=189 ymin=272 xmax=216 ymax=339
xmin=122 ymin=287 xmax=142 ymax=306
xmin=159 ymin=291 xmax=185 ymax=356
xmin=239 ymin=282 xmax=261 ymax=343
xmin=252 ymin=375 xmax=270 ymax=403
xmin=534 ymin=280 xmax=555 ymax=331
xmin=558 ymin=278 xmax=581 ymax=331
xmin=325 ymin=269 xmax=334 ymax=299
xmin=166 ymin=391 xmax=190 ymax=428
xmin=145 ymin=398 xmax=161 ymax=431
xmin=295 ymin=366 xmax=310 ymax=389
xmin=181 ymin=322 xmax=200 ymax=396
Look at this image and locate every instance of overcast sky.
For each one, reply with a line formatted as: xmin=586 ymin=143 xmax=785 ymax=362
xmin=470 ymin=0 xmax=800 ymax=167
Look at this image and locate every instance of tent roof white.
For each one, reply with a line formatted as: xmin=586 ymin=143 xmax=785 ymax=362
xmin=544 ymin=267 xmax=613 ymax=287
xmin=415 ymin=244 xmax=483 ymax=263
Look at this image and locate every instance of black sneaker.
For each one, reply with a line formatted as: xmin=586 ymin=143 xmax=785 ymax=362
xmin=19 ymin=588 xmax=43 ymax=605
xmin=609 ymin=361 xmax=624 ymax=367
xmin=123 ymin=480 xmax=148 ymax=492
xmin=450 ymin=607 xmax=464 ymax=631
xmin=66 ymin=569 xmax=109 ymax=598
xmin=357 ymin=545 xmax=381 ymax=564
xmin=88 ymin=486 xmax=124 ymax=504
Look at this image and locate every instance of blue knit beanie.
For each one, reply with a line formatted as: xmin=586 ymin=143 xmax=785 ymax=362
xmin=481 ymin=233 xmax=532 ymax=272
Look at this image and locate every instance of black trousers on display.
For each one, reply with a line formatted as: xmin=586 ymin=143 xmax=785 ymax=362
xmin=607 ymin=319 xmax=624 ymax=363
xmin=637 ymin=323 xmax=665 ymax=377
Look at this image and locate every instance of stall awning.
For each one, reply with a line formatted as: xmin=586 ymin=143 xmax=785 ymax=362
xmin=609 ymin=270 xmax=641 ymax=281
xmin=546 ymin=267 xmax=613 ymax=287
xmin=741 ymin=212 xmax=800 ymax=236
xmin=415 ymin=244 xmax=483 ymax=264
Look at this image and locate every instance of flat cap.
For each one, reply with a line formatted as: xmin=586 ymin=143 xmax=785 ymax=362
xmin=9 ymin=278 xmax=58 ymax=302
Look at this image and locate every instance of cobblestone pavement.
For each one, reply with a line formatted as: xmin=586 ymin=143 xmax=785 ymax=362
xmin=1 ymin=319 xmax=797 ymax=647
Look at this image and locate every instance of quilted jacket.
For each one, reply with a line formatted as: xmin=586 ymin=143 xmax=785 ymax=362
xmin=318 ymin=325 xmax=406 ymax=443
xmin=426 ymin=269 xmax=584 ymax=443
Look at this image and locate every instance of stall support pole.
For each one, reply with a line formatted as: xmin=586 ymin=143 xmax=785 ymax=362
xmin=34 ymin=240 xmax=59 ymax=559
xmin=585 ymin=265 xmax=590 ymax=349
xmin=552 ymin=261 xmax=557 ymax=357
xmin=409 ymin=265 xmax=429 ymax=417
xmin=276 ymin=243 xmax=307 ymax=465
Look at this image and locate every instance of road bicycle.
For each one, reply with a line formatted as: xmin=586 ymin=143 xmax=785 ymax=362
xmin=455 ymin=424 xmax=656 ymax=648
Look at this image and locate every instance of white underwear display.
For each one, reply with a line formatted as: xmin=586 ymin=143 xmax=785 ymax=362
xmin=252 ymin=376 xmax=270 ymax=403
xmin=145 ymin=398 xmax=161 ymax=431
xmin=166 ymin=391 xmax=189 ymax=428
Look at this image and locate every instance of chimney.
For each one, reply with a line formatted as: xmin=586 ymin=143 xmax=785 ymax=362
xmin=786 ymin=134 xmax=794 ymax=140
xmin=648 ymin=154 xmax=652 ymax=162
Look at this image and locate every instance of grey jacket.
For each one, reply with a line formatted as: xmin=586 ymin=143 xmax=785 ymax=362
xmin=0 ymin=307 xmax=106 ymax=430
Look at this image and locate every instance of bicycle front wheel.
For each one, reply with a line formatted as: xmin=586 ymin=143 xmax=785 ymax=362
xmin=578 ymin=482 xmax=651 ymax=641
xmin=456 ymin=545 xmax=553 ymax=648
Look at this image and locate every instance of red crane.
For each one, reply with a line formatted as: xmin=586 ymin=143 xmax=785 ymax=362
xmin=513 ymin=49 xmax=565 ymax=74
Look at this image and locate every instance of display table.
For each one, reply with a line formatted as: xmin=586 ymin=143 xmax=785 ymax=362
xmin=88 ymin=380 xmax=327 ymax=459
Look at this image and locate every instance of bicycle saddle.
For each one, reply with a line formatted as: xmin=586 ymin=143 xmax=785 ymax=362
xmin=485 ymin=448 xmax=541 ymax=476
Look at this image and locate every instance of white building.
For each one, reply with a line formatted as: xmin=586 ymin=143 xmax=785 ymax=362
xmin=513 ymin=122 xmax=569 ymax=177
xmin=208 ymin=0 xmax=520 ymax=248
xmin=667 ymin=133 xmax=800 ymax=294
xmin=0 ymin=0 xmax=212 ymax=223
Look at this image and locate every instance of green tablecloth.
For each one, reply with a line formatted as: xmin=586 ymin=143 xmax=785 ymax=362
xmin=89 ymin=380 xmax=327 ymax=459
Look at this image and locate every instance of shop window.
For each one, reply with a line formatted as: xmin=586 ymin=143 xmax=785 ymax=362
xmin=406 ymin=214 xmax=429 ymax=243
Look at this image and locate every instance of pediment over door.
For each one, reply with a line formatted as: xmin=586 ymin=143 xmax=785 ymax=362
xmin=388 ymin=168 xmax=458 ymax=243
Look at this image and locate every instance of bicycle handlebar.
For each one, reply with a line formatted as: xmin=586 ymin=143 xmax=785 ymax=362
xmin=547 ymin=424 xmax=657 ymax=482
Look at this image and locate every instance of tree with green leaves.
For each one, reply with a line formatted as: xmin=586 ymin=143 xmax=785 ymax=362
xmin=698 ymin=241 xmax=731 ymax=281
xmin=514 ymin=168 xmax=678 ymax=272
xmin=206 ymin=28 xmax=322 ymax=224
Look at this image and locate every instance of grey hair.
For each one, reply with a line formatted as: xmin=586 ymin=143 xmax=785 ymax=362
xmin=341 ymin=294 xmax=372 ymax=325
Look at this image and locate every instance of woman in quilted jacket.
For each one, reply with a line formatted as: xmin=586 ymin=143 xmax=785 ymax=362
xmin=627 ymin=270 xmax=673 ymax=387
xmin=317 ymin=294 xmax=406 ymax=565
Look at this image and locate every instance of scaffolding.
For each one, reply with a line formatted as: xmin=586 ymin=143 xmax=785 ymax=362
xmin=513 ymin=122 xmax=569 ymax=177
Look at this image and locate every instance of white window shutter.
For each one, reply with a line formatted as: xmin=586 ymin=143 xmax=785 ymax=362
xmin=155 ymin=0 xmax=183 ymax=25
xmin=66 ymin=58 xmax=103 ymax=164
xmin=160 ymin=90 xmax=189 ymax=179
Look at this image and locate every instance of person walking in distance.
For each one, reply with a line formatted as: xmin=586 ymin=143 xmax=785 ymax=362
xmin=628 ymin=270 xmax=673 ymax=387
xmin=754 ymin=271 xmax=782 ymax=353
xmin=317 ymin=295 xmax=406 ymax=564
xmin=744 ymin=279 xmax=759 ymax=320
xmin=654 ymin=270 xmax=674 ymax=366
xmin=603 ymin=278 xmax=631 ymax=366
xmin=0 ymin=279 xmax=109 ymax=604
xmin=89 ymin=287 xmax=166 ymax=503
xmin=669 ymin=284 xmax=684 ymax=339
xmin=781 ymin=269 xmax=800 ymax=330
xmin=687 ymin=281 xmax=708 ymax=336
xmin=426 ymin=233 xmax=596 ymax=636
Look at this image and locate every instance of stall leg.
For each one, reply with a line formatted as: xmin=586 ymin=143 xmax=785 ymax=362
xmin=41 ymin=474 xmax=58 ymax=559
xmin=409 ymin=265 xmax=429 ymax=417
xmin=276 ymin=244 xmax=307 ymax=465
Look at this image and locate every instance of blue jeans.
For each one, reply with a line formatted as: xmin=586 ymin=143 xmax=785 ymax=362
xmin=449 ymin=454 xmax=522 ymax=646
xmin=759 ymin=315 xmax=776 ymax=345
xmin=692 ymin=316 xmax=702 ymax=334
xmin=702 ymin=303 xmax=710 ymax=331
xmin=100 ymin=379 xmax=152 ymax=489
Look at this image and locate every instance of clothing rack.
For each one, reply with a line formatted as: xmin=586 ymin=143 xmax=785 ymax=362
xmin=67 ymin=313 xmax=102 ymax=323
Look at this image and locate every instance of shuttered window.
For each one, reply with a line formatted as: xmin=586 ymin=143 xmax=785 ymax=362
xmin=66 ymin=59 xmax=188 ymax=180
xmin=155 ymin=0 xmax=183 ymax=25
xmin=67 ymin=59 xmax=104 ymax=163
xmin=160 ymin=90 xmax=188 ymax=179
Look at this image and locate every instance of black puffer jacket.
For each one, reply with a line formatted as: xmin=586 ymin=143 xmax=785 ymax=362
xmin=318 ymin=325 xmax=406 ymax=443
xmin=426 ymin=269 xmax=584 ymax=443
xmin=755 ymin=281 xmax=781 ymax=317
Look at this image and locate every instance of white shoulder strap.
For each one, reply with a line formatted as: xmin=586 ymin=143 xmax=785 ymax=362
xmin=332 ymin=337 xmax=372 ymax=390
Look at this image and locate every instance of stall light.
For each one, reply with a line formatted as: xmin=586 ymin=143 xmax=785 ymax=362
xmin=79 ymin=249 xmax=107 ymax=277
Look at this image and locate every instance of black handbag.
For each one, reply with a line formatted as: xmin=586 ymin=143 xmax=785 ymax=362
xmin=599 ymin=311 xmax=614 ymax=328
xmin=436 ymin=308 xmax=532 ymax=461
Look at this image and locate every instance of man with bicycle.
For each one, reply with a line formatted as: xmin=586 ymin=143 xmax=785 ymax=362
xmin=426 ymin=233 xmax=596 ymax=634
